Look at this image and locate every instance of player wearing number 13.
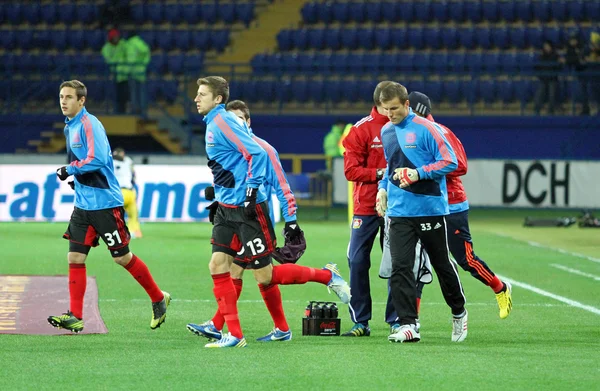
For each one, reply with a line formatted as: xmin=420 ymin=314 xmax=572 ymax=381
xmin=48 ymin=80 xmax=170 ymax=334
xmin=377 ymin=82 xmax=467 ymax=343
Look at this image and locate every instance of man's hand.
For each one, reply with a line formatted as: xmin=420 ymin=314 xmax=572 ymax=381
xmin=284 ymin=221 xmax=302 ymax=240
xmin=206 ymin=201 xmax=218 ymax=224
xmin=56 ymin=166 xmax=69 ymax=181
xmin=205 ymin=186 xmax=215 ymax=201
xmin=375 ymin=188 xmax=387 ymax=217
xmin=244 ymin=187 xmax=258 ymax=219
xmin=393 ymin=167 xmax=419 ymax=188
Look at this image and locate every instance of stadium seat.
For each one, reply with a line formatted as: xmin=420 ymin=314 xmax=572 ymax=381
xmin=407 ymin=27 xmax=424 ymax=49
xmin=412 ymin=53 xmax=431 ymax=72
xmin=475 ymin=27 xmax=492 ymax=50
xmin=340 ymin=28 xmax=359 ymax=50
xmin=448 ymin=0 xmax=465 ymax=22
xmin=431 ymin=52 xmax=448 ymax=72
xmin=308 ymin=28 xmax=326 ymax=50
xmin=147 ymin=3 xmax=164 ymax=24
xmin=465 ymin=1 xmax=482 ymax=23
xmin=293 ymin=29 xmax=309 ymax=50
xmin=584 ymin=1 xmax=600 ymax=21
xmin=51 ymin=30 xmax=68 ymax=50
xmin=365 ymin=2 xmax=383 ymax=23
xmin=380 ymin=52 xmax=403 ymax=73
xmin=482 ymin=53 xmax=501 ymax=72
xmin=22 ymin=4 xmax=40 ymax=24
xmin=413 ymin=1 xmax=431 ymax=22
xmin=395 ymin=52 xmax=414 ymax=73
xmin=236 ymin=3 xmax=255 ymax=26
xmin=517 ymin=52 xmax=535 ymax=72
xmin=500 ymin=53 xmax=519 ymax=72
xmin=568 ymin=0 xmax=585 ymax=22
xmin=348 ymin=2 xmax=367 ymax=23
xmin=212 ymin=30 xmax=230 ymax=52
xmin=276 ymin=80 xmax=293 ymax=103
xmin=174 ymin=30 xmax=190 ymax=51
xmin=479 ymin=80 xmax=497 ymax=104
xmin=331 ymin=2 xmax=350 ymax=23
xmin=318 ymin=2 xmax=333 ymax=24
xmin=58 ymin=3 xmax=76 ymax=24
xmin=492 ymin=27 xmax=510 ymax=49
xmin=543 ymin=27 xmax=562 ymax=47
xmin=160 ymin=80 xmax=179 ymax=103
xmin=357 ymin=28 xmax=375 ymax=50
xmin=423 ymin=28 xmax=441 ymax=49
xmin=526 ymin=27 xmax=544 ymax=49
xmin=509 ymin=27 xmax=527 ymax=49
xmin=301 ymin=2 xmax=318 ymax=24
xmin=314 ymin=53 xmax=332 ymax=73
xmin=40 ymin=3 xmax=58 ymax=24
xmin=5 ymin=4 xmax=22 ymax=25
xmin=167 ymin=55 xmax=184 ymax=75
xmin=458 ymin=28 xmax=476 ymax=49
xmin=532 ymin=0 xmax=551 ymax=22
xmin=390 ymin=28 xmax=408 ymax=49
xmin=431 ymin=1 xmax=449 ymax=22
xmin=444 ymin=79 xmax=462 ymax=102
xmin=218 ymin=3 xmax=236 ymax=24
xmin=549 ymin=0 xmax=568 ymax=22
xmin=86 ymin=30 xmax=105 ymax=51
xmin=277 ymin=29 xmax=293 ymax=51
xmin=515 ymin=1 xmax=533 ymax=22
xmin=291 ymin=80 xmax=309 ymax=102
xmin=130 ymin=4 xmax=145 ymax=23
xmin=398 ymin=1 xmax=414 ymax=22
xmin=440 ymin=27 xmax=458 ymax=50
xmin=76 ymin=4 xmax=98 ymax=24
xmin=200 ymin=4 xmax=218 ymax=24
xmin=331 ymin=53 xmax=351 ymax=73
xmin=155 ymin=30 xmax=173 ymax=51
xmin=465 ymin=52 xmax=483 ymax=73
xmin=374 ymin=28 xmax=392 ymax=50
xmin=139 ymin=30 xmax=156 ymax=49
xmin=164 ymin=4 xmax=182 ymax=24
xmin=427 ymin=80 xmax=444 ymax=102
xmin=498 ymin=0 xmax=516 ymax=22
xmin=324 ymin=28 xmax=341 ymax=51
xmin=191 ymin=30 xmax=210 ymax=50
xmin=482 ymin=1 xmax=499 ymax=22
xmin=297 ymin=53 xmax=315 ymax=73
xmin=181 ymin=4 xmax=200 ymax=24
xmin=382 ymin=1 xmax=402 ymax=23
xmin=67 ymin=29 xmax=86 ymax=50
xmin=250 ymin=54 xmax=268 ymax=74
xmin=497 ymin=80 xmax=515 ymax=104
xmin=447 ymin=52 xmax=466 ymax=72
xmin=149 ymin=54 xmax=167 ymax=74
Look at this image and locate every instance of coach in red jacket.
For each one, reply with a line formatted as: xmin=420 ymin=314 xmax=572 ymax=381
xmin=340 ymin=81 xmax=398 ymax=336
xmin=408 ymin=91 xmax=513 ymax=319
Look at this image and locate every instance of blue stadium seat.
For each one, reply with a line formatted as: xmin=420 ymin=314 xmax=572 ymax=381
xmin=314 ymin=53 xmax=332 ymax=73
xmin=458 ymin=28 xmax=476 ymax=49
xmin=155 ymin=30 xmax=173 ymax=50
xmin=500 ymin=53 xmax=518 ymax=72
xmin=161 ymin=80 xmax=179 ymax=104
xmin=301 ymin=2 xmax=318 ymax=24
xmin=482 ymin=53 xmax=501 ymax=72
xmin=23 ymin=4 xmax=40 ymax=24
xmin=479 ymin=80 xmax=497 ymax=103
xmin=412 ymin=53 xmax=431 ymax=72
xmin=218 ymin=3 xmax=236 ymax=24
xmin=498 ymin=0 xmax=516 ymax=22
xmin=492 ymin=27 xmax=510 ymax=49
xmin=374 ymin=28 xmax=392 ymax=50
xmin=164 ymin=4 xmax=182 ymax=24
xmin=447 ymin=52 xmax=466 ymax=72
xmin=331 ymin=53 xmax=351 ymax=73
xmin=515 ymin=1 xmax=533 ymax=22
xmin=405 ymin=80 xmax=425 ymax=96
xmin=362 ymin=54 xmax=382 ymax=74
xmin=340 ymin=82 xmax=360 ymax=102
xmin=250 ymin=54 xmax=269 ymax=74
xmin=427 ymin=81 xmax=444 ymax=102
xmin=76 ymin=4 xmax=97 ymax=24
xmin=532 ymin=0 xmax=551 ymax=22
xmin=431 ymin=52 xmax=448 ymax=72
xmin=331 ymin=1 xmax=350 ymax=23
xmin=526 ymin=27 xmax=544 ymax=49
xmin=324 ymin=28 xmax=341 ymax=50
xmin=167 ymin=55 xmax=184 ymax=75
xmin=348 ymin=2 xmax=367 ymax=23
xmin=482 ymin=1 xmax=499 ymax=22
xmin=357 ymin=28 xmax=375 ymax=50
xmin=448 ymin=0 xmax=465 ymax=22
xmin=255 ymin=80 xmax=274 ymax=103
xmin=543 ymin=27 xmax=562 ymax=47
xmin=431 ymin=1 xmax=449 ymax=22
xmin=298 ymin=54 xmax=315 ymax=73
xmin=444 ymin=79 xmax=462 ymax=102
xmin=33 ymin=30 xmax=50 ymax=49
xmin=201 ymin=4 xmax=217 ymax=24
xmin=308 ymin=28 xmax=326 ymax=50
xmin=149 ymin=54 xmax=167 ymax=74
xmin=396 ymin=52 xmax=414 ymax=73
xmin=509 ymin=27 xmax=527 ymax=49
xmin=37 ymin=54 xmax=55 ymax=73
xmin=190 ymin=30 xmax=209 ymax=50
xmin=475 ymin=27 xmax=492 ymax=49
xmin=308 ymin=80 xmax=325 ymax=103
xmin=6 ymin=4 xmax=22 ymax=25
xmin=380 ymin=53 xmax=402 ymax=73
xmin=584 ymin=1 xmax=600 ymax=21
xmin=465 ymin=1 xmax=482 ymax=23
xmin=291 ymin=80 xmax=309 ymax=102
xmin=549 ymin=0 xmax=568 ymax=22
xmin=51 ymin=30 xmax=68 ymax=50
xmin=173 ymin=30 xmax=190 ymax=51
xmin=497 ymin=80 xmax=515 ymax=104
xmin=390 ymin=28 xmax=408 ymax=49
xmin=465 ymin=52 xmax=483 ymax=72
xmin=40 ymin=3 xmax=58 ymax=24
xmin=568 ymin=0 xmax=585 ymax=22
xmin=340 ymin=28 xmax=358 ymax=50
xmin=413 ymin=1 xmax=431 ymax=22
xmin=423 ymin=28 xmax=441 ymax=49
xmin=58 ymin=4 xmax=76 ymax=24
xmin=292 ymin=29 xmax=309 ymax=50
xmin=318 ymin=2 xmax=333 ymax=24
xmin=406 ymin=28 xmax=424 ymax=49
xmin=277 ymin=29 xmax=293 ymax=51
xmin=398 ymin=1 xmax=414 ymax=22
xmin=181 ymin=4 xmax=200 ymax=24
xmin=212 ymin=30 xmax=230 ymax=52
xmin=236 ymin=3 xmax=255 ymax=26
xmin=147 ymin=3 xmax=164 ymax=24
xmin=276 ymin=81 xmax=293 ymax=103
xmin=86 ymin=30 xmax=105 ymax=51
xmin=382 ymin=1 xmax=402 ymax=23
xmin=130 ymin=4 xmax=145 ymax=23
xmin=366 ymin=2 xmax=383 ymax=22
xmin=139 ymin=31 xmax=156 ymax=49
xmin=67 ymin=30 xmax=85 ymax=50
xmin=440 ymin=27 xmax=458 ymax=50
xmin=19 ymin=53 xmax=35 ymax=73
xmin=517 ymin=52 xmax=535 ymax=72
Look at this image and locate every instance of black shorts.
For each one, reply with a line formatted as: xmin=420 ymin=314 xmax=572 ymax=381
xmin=63 ymin=206 xmax=131 ymax=257
xmin=211 ymin=201 xmax=276 ymax=270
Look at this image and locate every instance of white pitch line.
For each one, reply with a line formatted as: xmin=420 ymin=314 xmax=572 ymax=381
xmin=550 ymin=264 xmax=600 ymax=281
xmin=498 ymin=274 xmax=600 ymax=316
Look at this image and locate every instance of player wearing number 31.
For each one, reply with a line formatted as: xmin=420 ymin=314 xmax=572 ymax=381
xmin=376 ymin=82 xmax=468 ymax=343
xmin=48 ymin=80 xmax=170 ymax=334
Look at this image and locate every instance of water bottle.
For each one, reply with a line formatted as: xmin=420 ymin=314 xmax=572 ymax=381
xmin=312 ymin=302 xmax=323 ymax=318
xmin=305 ymin=302 xmax=312 ymax=318
xmin=322 ymin=302 xmax=331 ymax=318
xmin=330 ymin=303 xmax=338 ymax=318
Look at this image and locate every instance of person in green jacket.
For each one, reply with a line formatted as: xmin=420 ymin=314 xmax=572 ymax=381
xmin=101 ymin=29 xmax=129 ymax=114
xmin=324 ymin=119 xmax=346 ymax=158
xmin=126 ymin=30 xmax=151 ymax=117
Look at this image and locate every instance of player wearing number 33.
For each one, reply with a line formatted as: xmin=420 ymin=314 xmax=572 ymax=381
xmin=48 ymin=80 xmax=170 ymax=334
xmin=376 ymin=82 xmax=468 ymax=343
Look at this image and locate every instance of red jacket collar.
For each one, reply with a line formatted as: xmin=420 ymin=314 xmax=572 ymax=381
xmin=370 ymin=106 xmax=390 ymax=124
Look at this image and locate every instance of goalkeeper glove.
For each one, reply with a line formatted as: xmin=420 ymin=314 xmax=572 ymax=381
xmin=206 ymin=201 xmax=218 ymax=224
xmin=205 ymin=186 xmax=215 ymax=201
xmin=244 ymin=187 xmax=258 ymax=219
xmin=68 ymin=181 xmax=75 ymax=190
xmin=56 ymin=166 xmax=69 ymax=181
xmin=284 ymin=221 xmax=302 ymax=241
xmin=375 ymin=188 xmax=387 ymax=217
xmin=393 ymin=167 xmax=419 ymax=188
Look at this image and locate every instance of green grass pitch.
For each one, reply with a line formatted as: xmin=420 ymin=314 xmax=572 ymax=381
xmin=0 ymin=209 xmax=599 ymax=390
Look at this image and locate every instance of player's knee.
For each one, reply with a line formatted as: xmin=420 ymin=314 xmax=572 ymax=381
xmin=67 ymin=252 xmax=87 ymax=264
xmin=230 ymin=264 xmax=244 ymax=279
xmin=113 ymin=252 xmax=133 ymax=266
xmin=252 ymin=262 xmax=273 ymax=285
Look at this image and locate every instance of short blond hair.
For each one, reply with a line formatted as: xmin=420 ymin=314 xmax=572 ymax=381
xmin=59 ymin=80 xmax=87 ymax=100
xmin=197 ymin=76 xmax=229 ymax=104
